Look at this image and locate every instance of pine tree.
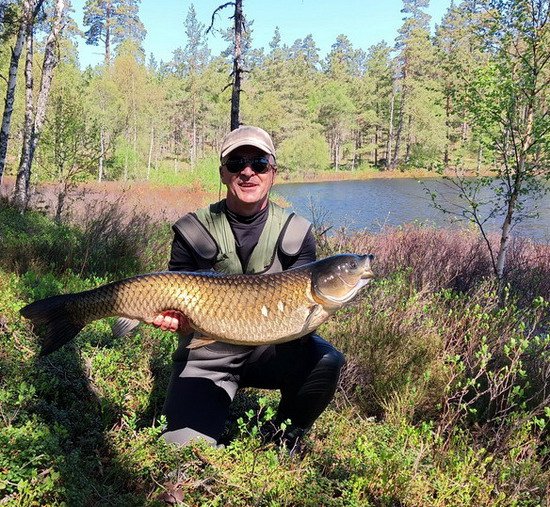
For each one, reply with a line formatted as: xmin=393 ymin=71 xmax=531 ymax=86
xmin=170 ymin=4 xmax=212 ymax=166
xmin=364 ymin=42 xmax=394 ymax=167
xmin=172 ymin=4 xmax=210 ymax=76
xmin=324 ymin=34 xmax=364 ymax=79
xmin=83 ymin=0 xmax=146 ymax=65
xmin=391 ymin=0 xmax=445 ymax=168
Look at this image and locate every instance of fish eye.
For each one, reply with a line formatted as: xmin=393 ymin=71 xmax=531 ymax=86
xmin=348 ymin=260 xmax=357 ymax=270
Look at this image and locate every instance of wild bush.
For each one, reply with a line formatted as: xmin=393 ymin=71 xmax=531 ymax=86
xmin=319 ymin=224 xmax=550 ymax=304
xmin=0 ymin=197 xmax=171 ymax=278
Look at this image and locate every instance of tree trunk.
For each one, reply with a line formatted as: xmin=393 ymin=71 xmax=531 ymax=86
xmin=124 ymin=133 xmax=129 ymax=180
xmin=391 ymin=95 xmax=404 ymax=169
xmin=13 ymin=0 xmax=65 ymax=211
xmin=476 ymin=144 xmax=482 ymax=172
xmin=0 ymin=0 xmax=44 ymax=185
xmin=334 ymin=132 xmax=340 ymax=171
xmin=55 ymin=180 xmax=68 ymax=222
xmin=374 ymin=127 xmax=378 ymax=166
xmin=191 ymin=104 xmax=197 ymax=168
xmin=404 ymin=114 xmax=412 ymax=163
xmin=12 ymin=22 xmax=35 ymax=211
xmin=147 ymin=124 xmax=154 ymax=179
xmin=386 ymin=88 xmax=395 ymax=170
xmin=495 ymin=103 xmax=534 ymax=299
xmin=98 ymin=128 xmax=105 ymax=181
xmin=105 ymin=3 xmax=111 ymax=65
xmin=0 ymin=0 xmax=31 ymax=184
xmin=230 ymin=0 xmax=243 ymax=130
xmin=444 ymin=91 xmax=451 ymax=167
xmin=28 ymin=0 xmax=65 ymax=164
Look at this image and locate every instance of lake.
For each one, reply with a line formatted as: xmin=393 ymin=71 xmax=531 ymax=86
xmin=273 ymin=178 xmax=550 ymax=242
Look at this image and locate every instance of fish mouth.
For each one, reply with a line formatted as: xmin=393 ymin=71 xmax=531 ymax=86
xmin=361 ymin=269 xmax=375 ymax=280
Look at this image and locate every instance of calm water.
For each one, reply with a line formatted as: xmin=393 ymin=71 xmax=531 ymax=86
xmin=273 ymin=178 xmax=550 ymax=242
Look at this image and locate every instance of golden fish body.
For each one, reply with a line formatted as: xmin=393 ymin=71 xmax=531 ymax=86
xmin=20 ymin=254 xmax=375 ymax=355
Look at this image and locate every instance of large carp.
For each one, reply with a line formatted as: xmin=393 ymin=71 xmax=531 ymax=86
xmin=20 ymin=253 xmax=374 ymax=356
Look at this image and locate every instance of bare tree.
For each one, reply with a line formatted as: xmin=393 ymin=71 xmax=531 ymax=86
xmin=207 ymin=0 xmax=245 ymax=131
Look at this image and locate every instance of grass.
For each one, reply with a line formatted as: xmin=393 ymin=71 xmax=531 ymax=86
xmin=0 ymin=198 xmax=548 ymax=506
xmin=146 ymin=155 xmax=222 ymax=194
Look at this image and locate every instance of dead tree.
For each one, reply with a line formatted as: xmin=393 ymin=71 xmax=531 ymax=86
xmin=207 ymin=0 xmax=244 ymax=131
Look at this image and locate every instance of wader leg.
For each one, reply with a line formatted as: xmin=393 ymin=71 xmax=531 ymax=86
xmin=162 ymin=377 xmax=232 ymax=446
xmin=161 ymin=335 xmax=254 ymax=446
xmin=240 ymin=334 xmax=345 ymax=440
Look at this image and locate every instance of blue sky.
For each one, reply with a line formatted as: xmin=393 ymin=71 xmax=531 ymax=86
xmin=71 ymin=0 xmax=454 ymax=67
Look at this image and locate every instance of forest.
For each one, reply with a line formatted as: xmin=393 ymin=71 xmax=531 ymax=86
xmin=0 ymin=0 xmax=549 ymax=505
xmin=0 ymin=0 xmax=546 ymax=188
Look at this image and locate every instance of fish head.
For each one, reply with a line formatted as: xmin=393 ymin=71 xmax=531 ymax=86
xmin=311 ymin=254 xmax=375 ymax=309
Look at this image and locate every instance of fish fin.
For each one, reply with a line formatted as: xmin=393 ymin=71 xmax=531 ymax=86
xmin=186 ymin=336 xmax=217 ymax=349
xmin=112 ymin=317 xmax=141 ymax=338
xmin=302 ymin=304 xmax=325 ymax=335
xmin=20 ymin=294 xmax=85 ymax=356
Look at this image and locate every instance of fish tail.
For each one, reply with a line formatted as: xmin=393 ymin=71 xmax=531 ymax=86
xmin=20 ymin=294 xmax=85 ymax=356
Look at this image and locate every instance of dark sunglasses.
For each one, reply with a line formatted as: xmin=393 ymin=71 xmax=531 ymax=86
xmin=224 ymin=156 xmax=272 ymax=174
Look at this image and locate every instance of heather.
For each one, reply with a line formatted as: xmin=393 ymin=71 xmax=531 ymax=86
xmin=0 ymin=198 xmax=548 ymax=506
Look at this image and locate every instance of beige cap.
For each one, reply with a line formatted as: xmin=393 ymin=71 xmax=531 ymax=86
xmin=220 ymin=126 xmax=276 ymax=159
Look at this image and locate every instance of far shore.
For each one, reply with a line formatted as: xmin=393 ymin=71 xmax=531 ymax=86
xmin=0 ymin=167 xmax=476 ymax=224
xmin=277 ymin=167 xmax=446 ymax=184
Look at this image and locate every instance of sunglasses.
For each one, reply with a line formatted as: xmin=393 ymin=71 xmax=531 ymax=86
xmin=224 ymin=156 xmax=272 ymax=174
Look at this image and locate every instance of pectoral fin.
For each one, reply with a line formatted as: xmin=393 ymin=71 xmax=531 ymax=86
xmin=112 ymin=317 xmax=141 ymax=338
xmin=186 ymin=336 xmax=217 ymax=349
xmin=301 ymin=304 xmax=328 ymax=335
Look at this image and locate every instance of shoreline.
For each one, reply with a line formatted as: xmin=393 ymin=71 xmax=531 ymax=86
xmin=0 ymin=168 xmax=511 ymax=234
xmin=275 ymin=167 xmax=451 ymax=184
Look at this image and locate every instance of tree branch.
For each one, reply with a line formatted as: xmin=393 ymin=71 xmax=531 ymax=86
xmin=206 ymin=2 xmax=235 ymax=34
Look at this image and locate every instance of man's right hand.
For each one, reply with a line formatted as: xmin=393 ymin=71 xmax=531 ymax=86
xmin=152 ymin=310 xmax=193 ymax=334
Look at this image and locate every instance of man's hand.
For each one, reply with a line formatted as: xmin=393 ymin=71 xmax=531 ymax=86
xmin=153 ymin=310 xmax=193 ymax=334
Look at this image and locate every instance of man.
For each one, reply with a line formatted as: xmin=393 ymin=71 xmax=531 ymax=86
xmin=153 ymin=125 xmax=345 ymax=449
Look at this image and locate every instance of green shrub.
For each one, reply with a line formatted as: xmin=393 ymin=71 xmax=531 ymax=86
xmin=1 ymin=203 xmax=548 ymax=506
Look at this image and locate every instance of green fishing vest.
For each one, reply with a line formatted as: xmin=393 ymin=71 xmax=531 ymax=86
xmin=173 ymin=200 xmax=311 ymax=275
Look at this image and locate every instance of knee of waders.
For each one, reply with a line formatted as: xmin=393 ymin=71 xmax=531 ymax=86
xmin=317 ymin=348 xmax=346 ymax=377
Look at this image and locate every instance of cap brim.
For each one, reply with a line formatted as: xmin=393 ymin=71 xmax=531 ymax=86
xmin=221 ymin=138 xmax=274 ymax=159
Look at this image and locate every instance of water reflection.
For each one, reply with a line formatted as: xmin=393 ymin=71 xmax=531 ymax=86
xmin=272 ymin=178 xmax=550 ymax=242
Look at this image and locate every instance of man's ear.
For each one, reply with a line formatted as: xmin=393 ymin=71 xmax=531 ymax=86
xmin=219 ymin=165 xmax=229 ymax=185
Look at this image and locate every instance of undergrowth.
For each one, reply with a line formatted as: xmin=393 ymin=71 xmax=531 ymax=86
xmin=0 ymin=199 xmax=548 ymax=506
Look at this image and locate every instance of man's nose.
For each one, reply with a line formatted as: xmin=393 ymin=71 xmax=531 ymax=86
xmin=240 ymin=163 xmax=255 ymax=176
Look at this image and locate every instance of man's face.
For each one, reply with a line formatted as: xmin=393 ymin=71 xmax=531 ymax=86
xmin=220 ymin=145 xmax=276 ymax=214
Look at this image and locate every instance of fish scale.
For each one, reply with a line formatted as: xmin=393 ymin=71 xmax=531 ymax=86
xmin=20 ymin=254 xmax=375 ymax=355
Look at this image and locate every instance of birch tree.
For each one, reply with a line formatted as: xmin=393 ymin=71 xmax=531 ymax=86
xmin=13 ymin=0 xmax=66 ymax=210
xmin=430 ymin=0 xmax=550 ymax=296
xmin=0 ymin=0 xmax=44 ymax=185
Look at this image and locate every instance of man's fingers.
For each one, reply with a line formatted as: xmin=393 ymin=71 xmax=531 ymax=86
xmin=153 ymin=312 xmax=189 ymax=333
xmin=167 ymin=317 xmax=179 ymax=332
